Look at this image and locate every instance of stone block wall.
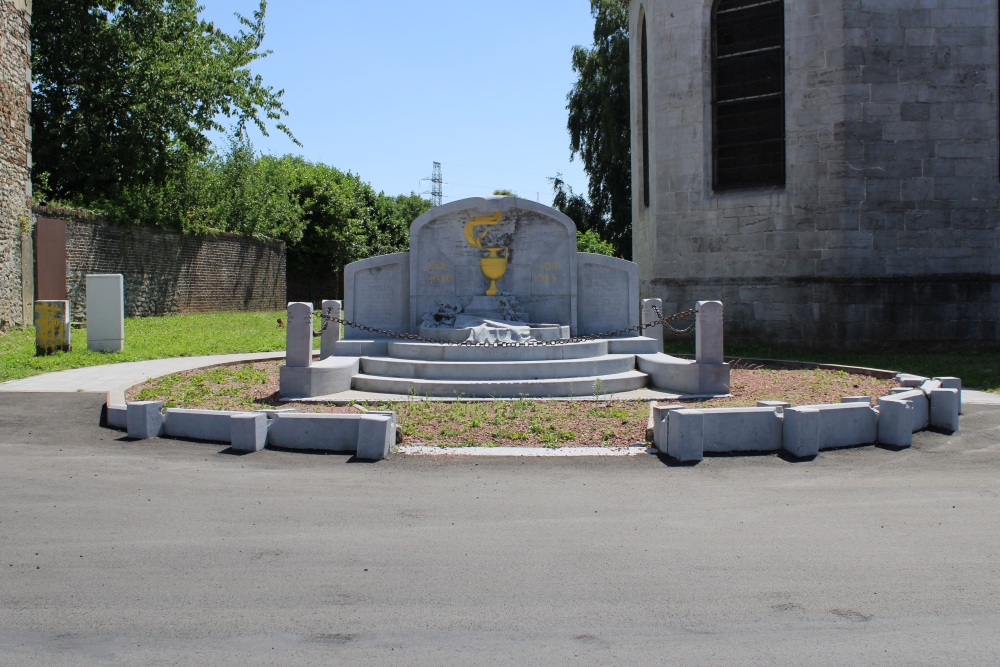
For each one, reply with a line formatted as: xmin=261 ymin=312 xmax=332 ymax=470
xmin=40 ymin=210 xmax=287 ymax=319
xmin=631 ymin=0 xmax=1000 ymax=349
xmin=0 ymin=0 xmax=31 ymax=329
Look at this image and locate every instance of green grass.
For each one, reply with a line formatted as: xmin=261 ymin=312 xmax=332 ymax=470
xmin=0 ymin=310 xmax=317 ymax=383
xmin=664 ymin=340 xmax=1000 ymax=393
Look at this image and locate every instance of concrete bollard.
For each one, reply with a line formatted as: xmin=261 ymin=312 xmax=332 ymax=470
xmin=877 ymin=397 xmax=913 ymax=448
xmin=231 ymin=413 xmax=268 ymax=452
xmin=666 ymin=409 xmax=704 ymax=462
xmin=127 ymin=401 xmax=164 ymax=440
xmin=320 ymin=300 xmax=343 ymax=360
xmin=929 ymin=388 xmax=960 ymax=433
xmin=286 ymin=302 xmax=314 ymax=368
xmin=356 ymin=415 xmax=394 ymax=461
xmin=641 ymin=298 xmax=664 ymax=352
xmin=695 ymin=301 xmax=724 ymax=364
xmin=783 ymin=407 xmax=820 ymax=458
xmin=935 ymin=377 xmax=962 ymax=414
xmin=651 ymin=404 xmax=683 ymax=449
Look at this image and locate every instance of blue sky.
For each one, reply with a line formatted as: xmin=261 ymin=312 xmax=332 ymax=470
xmin=199 ymin=1 xmax=598 ymax=205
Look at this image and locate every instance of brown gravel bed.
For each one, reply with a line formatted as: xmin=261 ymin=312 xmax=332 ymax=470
xmin=127 ymin=360 xmax=899 ymax=448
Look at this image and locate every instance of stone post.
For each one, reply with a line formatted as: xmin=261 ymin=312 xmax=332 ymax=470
xmin=286 ymin=302 xmax=313 ymax=368
xmin=695 ymin=301 xmax=724 ymax=364
xmin=641 ymin=298 xmax=664 ymax=351
xmin=320 ymin=299 xmax=342 ymax=360
xmin=86 ymin=274 xmax=124 ymax=352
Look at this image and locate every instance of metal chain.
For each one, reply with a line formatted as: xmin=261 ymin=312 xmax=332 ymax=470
xmin=311 ymin=306 xmax=697 ymax=347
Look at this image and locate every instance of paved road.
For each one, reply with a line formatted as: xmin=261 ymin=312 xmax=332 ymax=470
xmin=1 ymin=392 xmax=998 ymax=665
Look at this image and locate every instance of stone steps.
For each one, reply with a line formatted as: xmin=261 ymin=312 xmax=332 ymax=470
xmin=385 ymin=339 xmax=610 ymax=362
xmin=351 ymin=370 xmax=650 ymax=398
xmin=359 ymin=354 xmax=636 ymax=381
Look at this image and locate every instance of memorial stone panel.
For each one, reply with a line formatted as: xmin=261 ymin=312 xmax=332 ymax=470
xmin=344 ymin=253 xmax=410 ymax=338
xmin=577 ymin=254 xmax=639 ymax=335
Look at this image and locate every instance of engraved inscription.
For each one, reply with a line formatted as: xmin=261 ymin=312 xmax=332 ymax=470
xmin=355 ymin=265 xmax=402 ymax=326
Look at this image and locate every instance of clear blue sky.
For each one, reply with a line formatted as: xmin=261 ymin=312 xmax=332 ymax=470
xmin=198 ymin=1 xmax=598 ymax=205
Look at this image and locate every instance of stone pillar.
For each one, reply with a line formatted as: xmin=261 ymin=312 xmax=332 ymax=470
xmin=695 ymin=301 xmax=724 ymax=364
xmin=320 ymin=299 xmax=342 ymax=360
xmin=641 ymin=298 xmax=664 ymax=351
xmin=286 ymin=302 xmax=313 ymax=367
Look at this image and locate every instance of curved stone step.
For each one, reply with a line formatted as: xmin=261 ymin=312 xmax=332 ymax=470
xmin=386 ymin=339 xmax=609 ymax=362
xmin=351 ymin=370 xmax=649 ymax=398
xmin=360 ymin=354 xmax=637 ymax=381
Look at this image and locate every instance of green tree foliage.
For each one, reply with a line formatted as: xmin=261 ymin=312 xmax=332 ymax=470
xmin=566 ymin=0 xmax=631 ymax=259
xmin=31 ymin=0 xmax=294 ymax=203
xmin=492 ymin=189 xmax=518 ymax=197
xmin=576 ymin=230 xmax=616 ymax=257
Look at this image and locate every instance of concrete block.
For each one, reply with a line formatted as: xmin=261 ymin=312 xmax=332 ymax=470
xmin=889 ymin=389 xmax=930 ymax=431
xmin=356 ymin=415 xmax=394 ymax=461
xmin=896 ymin=373 xmax=928 ymax=387
xmin=665 ymin=409 xmax=704 ymax=462
xmin=840 ymin=396 xmax=872 ymax=404
xmin=757 ymin=400 xmax=791 ymax=412
xmin=231 ymin=413 xmax=268 ymax=452
xmin=794 ymin=402 xmax=879 ymax=449
xmin=877 ymin=397 xmax=914 ymax=447
xmin=667 ymin=407 xmax=782 ymax=458
xmin=695 ymin=301 xmax=724 ymax=364
xmin=651 ymin=404 xmax=683 ymax=448
xmin=86 ymin=274 xmax=124 ymax=352
xmin=920 ymin=379 xmax=942 ymax=393
xmin=279 ymin=356 xmax=360 ymax=399
xmin=641 ymin=298 xmax=664 ymax=351
xmin=934 ymin=377 xmax=962 ymax=414
xmin=319 ymin=300 xmax=342 ymax=360
xmin=929 ymin=388 xmax=960 ymax=433
xmin=106 ymin=404 xmax=127 ymax=429
xmin=266 ymin=413 xmax=364 ymax=452
xmin=286 ymin=302 xmax=314 ymax=368
xmin=783 ymin=407 xmax=820 ymax=458
xmin=606 ymin=336 xmax=660 ymax=354
xmin=127 ymin=401 xmax=163 ymax=440
xmin=163 ymin=408 xmax=243 ymax=442
xmin=636 ymin=353 xmax=730 ymax=395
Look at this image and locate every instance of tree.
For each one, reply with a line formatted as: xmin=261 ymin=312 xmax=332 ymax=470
xmin=31 ymin=0 xmax=294 ymax=203
xmin=566 ymin=0 xmax=631 ymax=259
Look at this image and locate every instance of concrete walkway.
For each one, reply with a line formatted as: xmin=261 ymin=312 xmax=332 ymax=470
xmin=0 ymin=351 xmax=288 ymax=403
xmin=2 ymin=352 xmax=999 ymax=406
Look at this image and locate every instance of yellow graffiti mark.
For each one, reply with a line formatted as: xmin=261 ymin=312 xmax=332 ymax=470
xmin=463 ymin=212 xmax=503 ymax=249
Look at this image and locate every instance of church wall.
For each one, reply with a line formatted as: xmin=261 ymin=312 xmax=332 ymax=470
xmin=0 ymin=0 xmax=31 ymax=329
xmin=633 ymin=0 xmax=1000 ymax=349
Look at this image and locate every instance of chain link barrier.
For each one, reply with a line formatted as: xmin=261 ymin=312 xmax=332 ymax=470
xmin=312 ymin=305 xmax=697 ymax=347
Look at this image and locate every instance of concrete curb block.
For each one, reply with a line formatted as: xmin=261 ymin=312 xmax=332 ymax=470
xmin=654 ymin=379 xmax=962 ymax=462
xmin=106 ymin=403 xmax=395 ymax=460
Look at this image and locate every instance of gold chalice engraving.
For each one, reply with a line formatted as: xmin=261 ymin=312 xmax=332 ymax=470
xmin=480 ymin=247 xmax=508 ymax=296
xmin=464 ymin=212 xmax=509 ymax=296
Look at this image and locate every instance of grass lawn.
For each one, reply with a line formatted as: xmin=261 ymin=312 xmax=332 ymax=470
xmin=0 ymin=311 xmax=316 ymax=383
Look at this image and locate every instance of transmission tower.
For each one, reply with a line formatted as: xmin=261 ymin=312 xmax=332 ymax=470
xmin=430 ymin=162 xmax=443 ymax=206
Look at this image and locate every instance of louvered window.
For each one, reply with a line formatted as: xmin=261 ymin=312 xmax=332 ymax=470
xmin=712 ymin=0 xmax=785 ymax=190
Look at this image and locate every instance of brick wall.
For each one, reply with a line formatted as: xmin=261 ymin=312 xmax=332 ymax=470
xmin=38 ymin=209 xmax=287 ymax=319
xmin=0 ymin=0 xmax=31 ymax=329
xmin=631 ymin=0 xmax=1000 ymax=349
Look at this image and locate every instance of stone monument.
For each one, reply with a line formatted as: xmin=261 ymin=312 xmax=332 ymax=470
xmin=279 ymin=196 xmax=729 ymax=399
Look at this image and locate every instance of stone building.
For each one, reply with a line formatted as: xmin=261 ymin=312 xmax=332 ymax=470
xmin=629 ymin=0 xmax=1000 ymax=349
xmin=0 ymin=0 xmax=31 ymax=329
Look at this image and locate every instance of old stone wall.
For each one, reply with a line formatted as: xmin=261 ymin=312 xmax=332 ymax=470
xmin=0 ymin=0 xmax=31 ymax=329
xmin=38 ymin=210 xmax=287 ymax=319
xmin=632 ymin=0 xmax=1000 ymax=349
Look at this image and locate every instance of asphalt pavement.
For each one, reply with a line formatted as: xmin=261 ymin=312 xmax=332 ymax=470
xmin=0 ymin=391 xmax=998 ymax=665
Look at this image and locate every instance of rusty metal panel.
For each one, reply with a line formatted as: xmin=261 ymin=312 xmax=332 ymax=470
xmin=35 ymin=217 xmax=67 ymax=301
